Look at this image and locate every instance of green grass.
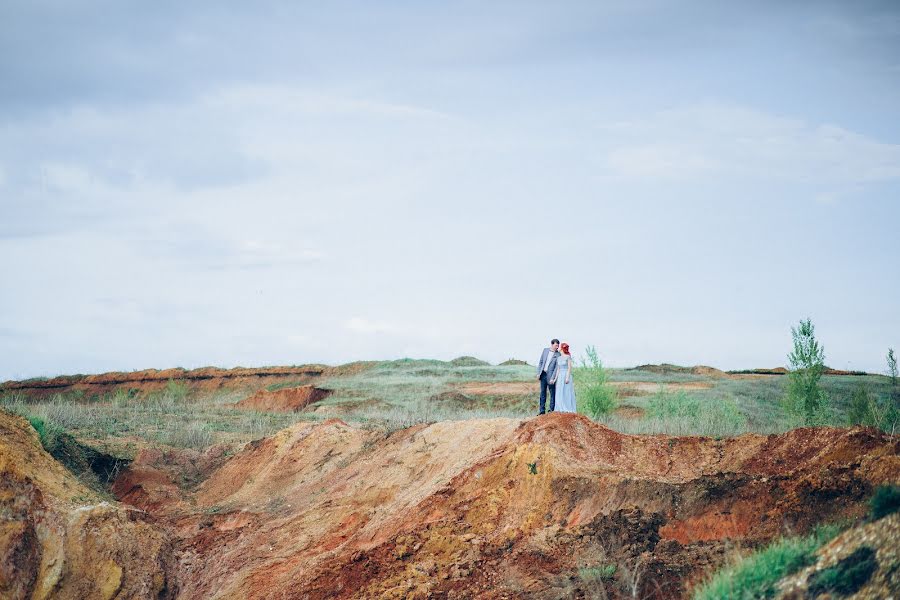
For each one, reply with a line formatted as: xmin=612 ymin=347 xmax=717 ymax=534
xmin=692 ymin=524 xmax=844 ymax=600
xmin=2 ymin=360 xmax=894 ymax=456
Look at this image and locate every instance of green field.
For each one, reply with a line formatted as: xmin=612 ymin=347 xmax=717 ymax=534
xmin=2 ymin=358 xmax=896 ymax=455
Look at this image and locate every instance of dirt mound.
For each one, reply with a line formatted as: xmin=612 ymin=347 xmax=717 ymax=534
xmin=125 ymin=413 xmax=898 ymax=599
xmin=1 ymin=365 xmax=326 ymax=399
xmin=428 ymin=390 xmax=479 ymax=408
xmin=234 ymin=385 xmax=331 ymax=412
xmin=450 ymin=356 xmax=491 ymax=366
xmin=499 ymin=359 xmax=529 ymax=366
xmin=0 ymin=409 xmax=174 ymax=599
xmin=728 ymin=367 xmax=790 ymax=376
xmin=630 ymin=364 xmax=730 ymax=378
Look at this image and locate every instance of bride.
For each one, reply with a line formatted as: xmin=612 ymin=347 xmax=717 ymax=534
xmin=550 ymin=342 xmax=577 ymax=413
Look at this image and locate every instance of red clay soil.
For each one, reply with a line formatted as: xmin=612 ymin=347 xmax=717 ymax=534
xmin=0 ymin=366 xmax=330 ymax=399
xmin=233 ymin=386 xmax=332 ymax=412
xmin=0 ymin=410 xmax=174 ymax=600
xmin=99 ymin=413 xmax=900 ymax=599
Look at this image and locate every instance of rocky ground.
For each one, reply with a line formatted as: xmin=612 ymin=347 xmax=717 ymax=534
xmin=3 ymin=404 xmax=898 ymax=599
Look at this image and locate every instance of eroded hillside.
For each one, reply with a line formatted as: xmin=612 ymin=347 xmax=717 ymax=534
xmin=6 ymin=407 xmax=896 ymax=599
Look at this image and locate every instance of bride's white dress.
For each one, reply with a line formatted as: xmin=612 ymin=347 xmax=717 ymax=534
xmin=553 ymin=355 xmax=577 ymax=413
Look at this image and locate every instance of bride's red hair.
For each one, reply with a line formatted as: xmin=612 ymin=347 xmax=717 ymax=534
xmin=560 ymin=343 xmax=570 ymax=355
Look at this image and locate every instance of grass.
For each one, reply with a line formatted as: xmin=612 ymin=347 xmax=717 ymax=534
xmin=2 ymin=360 xmax=894 ymax=457
xmin=692 ymin=523 xmax=844 ymax=600
xmin=1 ymin=387 xmax=309 ymax=453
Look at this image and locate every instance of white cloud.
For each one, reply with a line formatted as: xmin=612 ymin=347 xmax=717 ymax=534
xmin=600 ymin=103 xmax=900 ymax=184
xmin=344 ymin=317 xmax=397 ymax=335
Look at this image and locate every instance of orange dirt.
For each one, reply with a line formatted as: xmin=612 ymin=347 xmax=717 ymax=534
xmin=233 ymin=385 xmax=331 ymax=412
xmin=0 ymin=410 xmax=174 ymax=599
xmin=0 ymin=366 xmax=328 ymax=400
xmin=5 ymin=394 xmax=898 ymax=599
xmin=97 ymin=413 xmax=899 ymax=599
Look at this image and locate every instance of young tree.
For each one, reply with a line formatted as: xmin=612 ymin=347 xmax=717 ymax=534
xmin=887 ymin=348 xmax=897 ymax=387
xmin=783 ymin=318 xmax=827 ymax=424
xmin=577 ymin=345 xmax=618 ymax=419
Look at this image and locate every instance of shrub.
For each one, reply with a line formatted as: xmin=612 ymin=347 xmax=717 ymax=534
xmin=847 ymin=385 xmax=874 ymax=427
xmin=692 ymin=524 xmax=843 ymax=600
xmin=27 ymin=415 xmax=65 ymax=451
xmin=646 ymin=390 xmax=700 ymax=419
xmin=887 ymin=348 xmax=897 ymax=387
xmin=164 ymin=379 xmax=189 ymax=402
xmin=163 ymin=422 xmax=214 ymax=450
xmin=869 ymin=484 xmax=900 ymax=521
xmin=578 ymin=564 xmax=616 ymax=581
xmin=782 ymin=318 xmax=828 ymax=424
xmin=575 ymin=346 xmax=618 ymax=418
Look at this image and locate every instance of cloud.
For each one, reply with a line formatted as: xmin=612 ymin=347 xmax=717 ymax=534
xmin=344 ymin=317 xmax=397 ymax=335
xmin=600 ymin=104 xmax=900 ymax=184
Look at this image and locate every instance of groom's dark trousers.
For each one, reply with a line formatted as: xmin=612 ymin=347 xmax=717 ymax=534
xmin=539 ymin=371 xmax=556 ymax=414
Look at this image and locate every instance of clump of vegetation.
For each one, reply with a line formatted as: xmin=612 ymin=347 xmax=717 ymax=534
xmin=782 ymin=318 xmax=830 ymax=425
xmin=450 ymin=356 xmax=490 ymax=367
xmin=27 ymin=415 xmax=64 ymax=450
xmin=869 ymin=484 xmax=900 ymax=521
xmin=578 ymin=564 xmax=616 ymax=581
xmin=692 ymin=523 xmax=843 ymax=600
xmin=887 ymin=348 xmax=897 ymax=387
xmin=646 ymin=389 xmax=700 ymax=419
xmin=576 ymin=345 xmax=618 ymax=418
xmin=266 ymin=380 xmax=308 ymax=392
xmin=162 ymin=422 xmax=214 ymax=450
xmin=806 ymin=546 xmax=878 ymax=597
xmin=847 ymin=385 xmax=875 ymax=426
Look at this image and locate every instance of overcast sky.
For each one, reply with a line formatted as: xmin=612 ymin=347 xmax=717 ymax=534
xmin=1 ymin=1 xmax=899 ymax=380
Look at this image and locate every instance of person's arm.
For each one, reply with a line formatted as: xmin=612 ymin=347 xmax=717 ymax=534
xmin=536 ymin=350 xmax=545 ymax=379
xmin=565 ymin=356 xmax=571 ymax=384
xmin=549 ymin=357 xmax=558 ymax=384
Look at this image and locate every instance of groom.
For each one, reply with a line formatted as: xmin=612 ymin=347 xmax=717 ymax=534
xmin=536 ymin=338 xmax=560 ymax=415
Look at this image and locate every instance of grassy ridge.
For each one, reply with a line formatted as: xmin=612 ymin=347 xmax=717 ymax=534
xmin=1 ymin=359 xmax=895 ymax=453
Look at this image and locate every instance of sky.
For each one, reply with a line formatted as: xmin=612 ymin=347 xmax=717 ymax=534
xmin=1 ymin=0 xmax=899 ymax=380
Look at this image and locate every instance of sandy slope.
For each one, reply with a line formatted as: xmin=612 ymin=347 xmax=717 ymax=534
xmin=105 ymin=413 xmax=899 ymax=599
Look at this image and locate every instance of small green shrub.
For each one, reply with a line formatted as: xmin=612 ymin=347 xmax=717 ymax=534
xmin=578 ymin=564 xmax=616 ymax=581
xmin=806 ymin=546 xmax=877 ymax=597
xmin=27 ymin=416 xmax=64 ymax=451
xmin=847 ymin=385 xmax=874 ymax=426
xmin=266 ymin=380 xmax=307 ymax=392
xmin=693 ymin=524 xmax=843 ymax=600
xmin=164 ymin=379 xmax=189 ymax=402
xmin=869 ymin=484 xmax=900 ymax=521
xmin=576 ymin=345 xmax=618 ymax=418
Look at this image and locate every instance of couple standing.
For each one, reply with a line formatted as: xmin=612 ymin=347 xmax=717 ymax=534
xmin=536 ymin=338 xmax=577 ymax=415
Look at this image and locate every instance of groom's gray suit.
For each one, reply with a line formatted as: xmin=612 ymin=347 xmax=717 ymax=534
xmin=536 ymin=347 xmax=559 ymax=414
